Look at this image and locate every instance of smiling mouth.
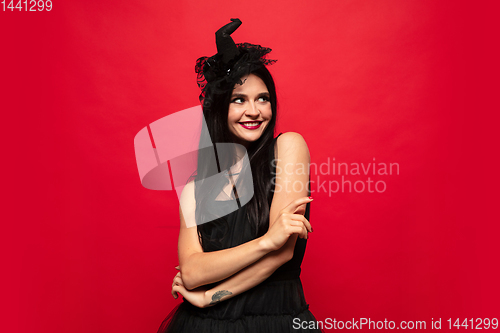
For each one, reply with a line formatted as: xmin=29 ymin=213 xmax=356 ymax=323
xmin=239 ymin=121 xmax=263 ymax=129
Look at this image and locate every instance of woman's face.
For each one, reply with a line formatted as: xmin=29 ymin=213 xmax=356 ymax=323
xmin=227 ymin=74 xmax=272 ymax=147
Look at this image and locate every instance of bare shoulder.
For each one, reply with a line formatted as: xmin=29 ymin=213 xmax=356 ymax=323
xmin=180 ymin=180 xmax=195 ymax=202
xmin=276 ymin=132 xmax=310 ymax=161
xmin=179 ymin=180 xmax=196 ymax=228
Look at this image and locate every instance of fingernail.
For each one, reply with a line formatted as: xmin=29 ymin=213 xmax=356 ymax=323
xmin=309 ymin=196 xmax=313 ymax=200
xmin=311 ymin=228 xmax=314 ymax=232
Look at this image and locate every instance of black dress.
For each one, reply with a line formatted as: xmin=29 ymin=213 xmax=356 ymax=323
xmin=158 ymin=134 xmax=322 ymax=333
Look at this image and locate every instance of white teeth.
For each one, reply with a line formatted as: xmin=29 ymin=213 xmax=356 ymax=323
xmin=241 ymin=122 xmax=260 ymax=126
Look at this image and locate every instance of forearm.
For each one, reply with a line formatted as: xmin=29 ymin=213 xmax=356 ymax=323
xmin=203 ymin=235 xmax=297 ymax=306
xmin=181 ymin=235 xmax=273 ymax=290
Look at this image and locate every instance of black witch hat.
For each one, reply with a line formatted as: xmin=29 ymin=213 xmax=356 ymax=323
xmin=195 ymin=18 xmax=276 ymax=104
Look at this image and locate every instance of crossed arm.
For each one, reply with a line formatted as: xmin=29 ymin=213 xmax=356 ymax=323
xmin=173 ymin=132 xmax=311 ymax=307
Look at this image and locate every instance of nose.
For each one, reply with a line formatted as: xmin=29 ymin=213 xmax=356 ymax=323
xmin=245 ymin=101 xmax=260 ymax=117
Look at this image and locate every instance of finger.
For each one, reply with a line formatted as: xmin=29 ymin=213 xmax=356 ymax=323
xmin=172 ymin=274 xmax=181 ymax=286
xmin=293 ymin=225 xmax=307 ymax=238
xmin=173 ymin=285 xmax=184 ymax=295
xmin=171 ymin=287 xmax=178 ymax=299
xmin=294 ymin=204 xmax=306 ymax=215
xmin=289 ymin=220 xmax=303 ymax=227
xmin=289 ymin=220 xmax=308 ymax=239
xmin=287 ymin=224 xmax=305 ymax=237
xmin=173 ymin=276 xmax=183 ymax=286
xmin=295 ymin=226 xmax=307 ymax=238
xmin=289 ymin=214 xmax=312 ymax=233
xmin=296 ymin=222 xmax=307 ymax=239
xmin=284 ymin=196 xmax=313 ymax=213
xmin=288 ymin=213 xmax=312 ymax=233
xmin=172 ymin=285 xmax=182 ymax=299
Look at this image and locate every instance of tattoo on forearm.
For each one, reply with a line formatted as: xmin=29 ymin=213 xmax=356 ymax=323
xmin=209 ymin=290 xmax=232 ymax=305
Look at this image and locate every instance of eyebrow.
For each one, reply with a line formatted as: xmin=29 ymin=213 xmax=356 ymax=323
xmin=231 ymin=92 xmax=270 ymax=98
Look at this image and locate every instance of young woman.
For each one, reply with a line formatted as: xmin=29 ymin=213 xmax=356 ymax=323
xmin=157 ymin=19 xmax=322 ymax=332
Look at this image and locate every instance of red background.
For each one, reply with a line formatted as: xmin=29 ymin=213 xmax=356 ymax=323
xmin=2 ymin=1 xmax=499 ymax=332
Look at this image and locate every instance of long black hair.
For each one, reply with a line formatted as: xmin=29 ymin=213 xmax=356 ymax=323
xmin=194 ymin=65 xmax=278 ymax=251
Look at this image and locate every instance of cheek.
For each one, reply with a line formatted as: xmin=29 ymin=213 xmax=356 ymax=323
xmin=227 ymin=107 xmax=239 ymax=123
xmin=263 ymin=105 xmax=273 ymax=119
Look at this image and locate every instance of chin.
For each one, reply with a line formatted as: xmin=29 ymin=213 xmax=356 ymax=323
xmin=231 ymin=124 xmax=269 ymax=146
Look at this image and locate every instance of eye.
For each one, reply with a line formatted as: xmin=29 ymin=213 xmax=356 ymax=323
xmin=258 ymin=96 xmax=270 ymax=103
xmin=231 ymin=97 xmax=244 ymax=104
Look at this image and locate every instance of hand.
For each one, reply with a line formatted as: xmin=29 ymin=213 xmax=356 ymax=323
xmin=262 ymin=196 xmax=313 ymax=251
xmin=171 ymin=266 xmax=208 ymax=308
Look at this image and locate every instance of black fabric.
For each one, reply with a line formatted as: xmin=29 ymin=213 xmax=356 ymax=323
xmin=215 ymin=18 xmax=242 ymax=63
xmin=157 ymin=133 xmax=322 ymax=332
xmin=195 ymin=42 xmax=277 ymax=104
